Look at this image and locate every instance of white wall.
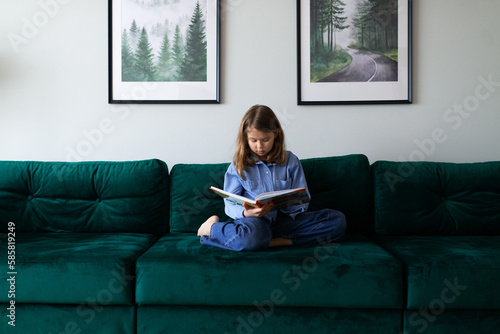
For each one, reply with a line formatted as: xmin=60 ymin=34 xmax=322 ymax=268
xmin=1 ymin=0 xmax=500 ymax=169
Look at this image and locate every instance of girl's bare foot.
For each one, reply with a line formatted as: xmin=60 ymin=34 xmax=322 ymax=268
xmin=197 ymin=215 xmax=219 ymax=237
xmin=269 ymin=237 xmax=293 ymax=247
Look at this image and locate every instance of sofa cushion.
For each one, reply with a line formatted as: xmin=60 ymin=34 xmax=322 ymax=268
xmin=376 ymin=236 xmax=500 ymax=310
xmin=136 ymin=234 xmax=403 ymax=308
xmin=0 ymin=159 xmax=169 ymax=235
xmin=169 ymin=154 xmax=373 ymax=235
xmin=138 ymin=305 xmax=402 ymax=334
xmin=0 ymin=304 xmax=136 ymax=334
xmin=372 ymin=160 xmax=500 ymax=235
xmin=301 ymin=155 xmax=373 ymax=235
xmin=403 ymin=309 xmax=500 ymax=334
xmin=169 ymin=163 xmax=230 ymax=233
xmin=0 ymin=233 xmax=157 ymax=304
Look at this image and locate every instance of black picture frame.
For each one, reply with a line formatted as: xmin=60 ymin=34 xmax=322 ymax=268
xmin=109 ymin=0 xmax=220 ymax=104
xmin=297 ymin=0 xmax=412 ymax=105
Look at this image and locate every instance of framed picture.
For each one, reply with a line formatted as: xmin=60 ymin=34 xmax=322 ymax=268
xmin=109 ymin=0 xmax=220 ymax=104
xmin=297 ymin=0 xmax=412 ymax=105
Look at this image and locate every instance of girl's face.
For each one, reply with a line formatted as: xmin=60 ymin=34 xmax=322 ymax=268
xmin=247 ymin=128 xmax=276 ymax=159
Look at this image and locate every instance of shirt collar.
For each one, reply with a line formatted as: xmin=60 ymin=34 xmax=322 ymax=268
xmin=254 ymin=158 xmax=276 ymax=166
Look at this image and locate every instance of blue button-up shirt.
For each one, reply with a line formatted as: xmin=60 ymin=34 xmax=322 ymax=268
xmin=223 ymin=151 xmax=310 ymax=220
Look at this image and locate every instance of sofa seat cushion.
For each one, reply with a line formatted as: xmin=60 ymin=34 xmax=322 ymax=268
xmin=138 ymin=306 xmax=402 ymax=334
xmin=376 ymin=236 xmax=500 ymax=309
xmin=136 ymin=234 xmax=403 ymax=308
xmin=403 ymin=309 xmax=500 ymax=334
xmin=0 ymin=233 xmax=157 ymax=304
xmin=0 ymin=304 xmax=136 ymax=334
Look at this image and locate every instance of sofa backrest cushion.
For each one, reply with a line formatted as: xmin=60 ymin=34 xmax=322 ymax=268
xmin=169 ymin=154 xmax=373 ymax=235
xmin=0 ymin=159 xmax=169 ymax=235
xmin=301 ymin=154 xmax=373 ymax=235
xmin=372 ymin=160 xmax=500 ymax=235
xmin=169 ymin=163 xmax=230 ymax=233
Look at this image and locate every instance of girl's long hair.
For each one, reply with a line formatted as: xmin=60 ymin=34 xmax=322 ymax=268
xmin=233 ymin=105 xmax=286 ymax=178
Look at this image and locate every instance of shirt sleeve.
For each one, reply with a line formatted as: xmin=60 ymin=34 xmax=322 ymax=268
xmin=223 ymin=163 xmax=245 ymax=219
xmin=279 ymin=152 xmax=310 ymax=218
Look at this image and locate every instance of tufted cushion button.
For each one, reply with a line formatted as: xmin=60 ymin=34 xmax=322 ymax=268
xmin=27 ymin=195 xmax=33 ymax=201
xmin=96 ymin=198 xmax=101 ymax=203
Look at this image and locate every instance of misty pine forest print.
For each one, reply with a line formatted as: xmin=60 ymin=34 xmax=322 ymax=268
xmin=121 ymin=0 xmax=207 ymax=82
xmin=310 ymin=0 xmax=398 ymax=83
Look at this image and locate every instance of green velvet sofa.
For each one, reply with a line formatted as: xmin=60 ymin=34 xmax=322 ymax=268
xmin=1 ymin=155 xmax=499 ymax=333
xmin=0 ymin=160 xmax=169 ymax=334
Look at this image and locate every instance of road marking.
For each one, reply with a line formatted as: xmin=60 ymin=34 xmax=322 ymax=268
xmin=367 ymin=57 xmax=378 ymax=82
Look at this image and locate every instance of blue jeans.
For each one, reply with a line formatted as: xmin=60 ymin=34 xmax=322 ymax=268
xmin=200 ymin=209 xmax=346 ymax=251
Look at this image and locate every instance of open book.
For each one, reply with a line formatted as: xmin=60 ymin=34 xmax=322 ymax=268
xmin=210 ymin=186 xmax=310 ymax=210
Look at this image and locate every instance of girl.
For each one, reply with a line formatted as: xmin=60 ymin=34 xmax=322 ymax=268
xmin=197 ymin=104 xmax=346 ymax=251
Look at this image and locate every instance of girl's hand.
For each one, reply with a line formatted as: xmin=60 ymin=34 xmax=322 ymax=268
xmin=243 ymin=202 xmax=274 ymax=218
